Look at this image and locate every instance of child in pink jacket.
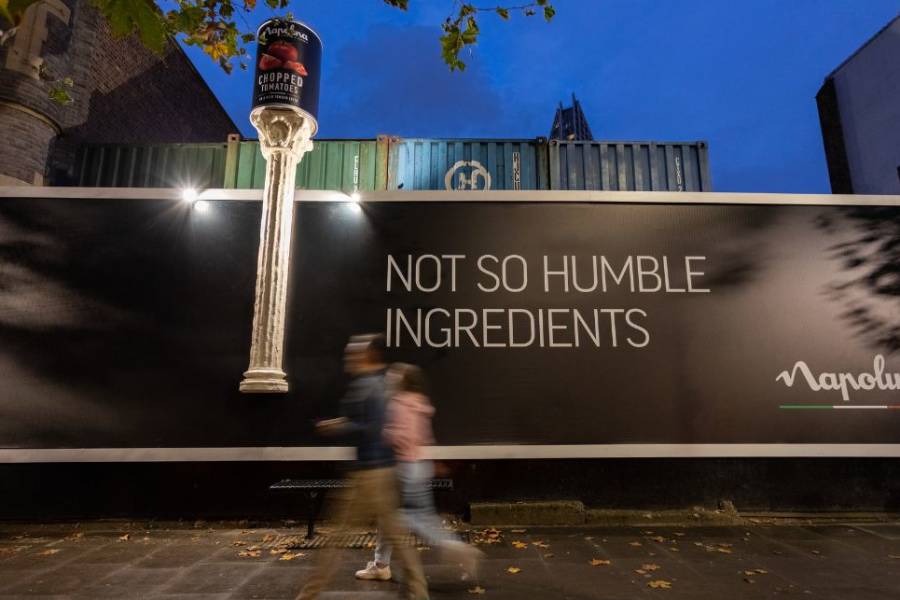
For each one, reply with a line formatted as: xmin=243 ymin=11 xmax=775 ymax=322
xmin=355 ymin=363 xmax=481 ymax=582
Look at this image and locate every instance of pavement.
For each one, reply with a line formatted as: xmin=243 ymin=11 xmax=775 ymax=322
xmin=1 ymin=520 xmax=899 ymax=599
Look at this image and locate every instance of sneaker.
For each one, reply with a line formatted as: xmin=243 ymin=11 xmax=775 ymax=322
xmin=355 ymin=560 xmax=391 ymax=581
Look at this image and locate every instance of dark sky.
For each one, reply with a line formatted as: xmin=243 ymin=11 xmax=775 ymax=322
xmin=184 ymin=1 xmax=900 ymax=193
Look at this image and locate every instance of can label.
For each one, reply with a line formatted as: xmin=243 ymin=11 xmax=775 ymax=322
xmin=252 ymin=19 xmax=322 ymax=130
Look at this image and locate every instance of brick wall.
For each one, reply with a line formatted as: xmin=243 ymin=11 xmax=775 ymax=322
xmin=0 ymin=0 xmax=238 ymax=184
xmin=0 ymin=104 xmax=57 ymax=184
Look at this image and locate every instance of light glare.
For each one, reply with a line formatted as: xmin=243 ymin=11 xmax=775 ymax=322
xmin=350 ymin=192 xmax=361 ymax=202
xmin=194 ymin=200 xmax=210 ymax=213
xmin=182 ymin=188 xmax=198 ymax=203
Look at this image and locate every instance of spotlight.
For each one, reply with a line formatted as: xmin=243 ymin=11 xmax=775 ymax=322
xmin=194 ymin=200 xmax=210 ymax=213
xmin=182 ymin=188 xmax=198 ymax=203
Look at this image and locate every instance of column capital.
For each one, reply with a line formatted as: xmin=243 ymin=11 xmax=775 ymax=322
xmin=250 ymin=106 xmax=314 ymax=161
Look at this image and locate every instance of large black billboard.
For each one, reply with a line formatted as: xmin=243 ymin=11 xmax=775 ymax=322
xmin=1 ymin=191 xmax=899 ymax=458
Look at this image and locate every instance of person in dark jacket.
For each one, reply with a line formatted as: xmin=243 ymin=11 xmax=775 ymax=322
xmin=296 ymin=334 xmax=428 ymax=600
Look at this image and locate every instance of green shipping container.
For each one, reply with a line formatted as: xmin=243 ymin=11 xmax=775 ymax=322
xmin=226 ymin=137 xmax=389 ymax=191
xmin=71 ymin=137 xmax=389 ymax=191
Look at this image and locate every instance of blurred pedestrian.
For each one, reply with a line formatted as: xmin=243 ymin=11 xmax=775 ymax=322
xmin=297 ymin=335 xmax=428 ymax=600
xmin=355 ymin=363 xmax=482 ymax=583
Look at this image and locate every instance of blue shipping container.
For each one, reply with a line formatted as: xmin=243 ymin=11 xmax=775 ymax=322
xmin=387 ymin=138 xmax=549 ymax=191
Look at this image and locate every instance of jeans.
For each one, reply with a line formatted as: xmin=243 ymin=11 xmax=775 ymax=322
xmin=375 ymin=460 xmax=457 ymax=565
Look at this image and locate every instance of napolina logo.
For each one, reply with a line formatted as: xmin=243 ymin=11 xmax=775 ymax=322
xmin=776 ymin=355 xmax=900 ymax=402
xmin=261 ymin=23 xmax=309 ymax=43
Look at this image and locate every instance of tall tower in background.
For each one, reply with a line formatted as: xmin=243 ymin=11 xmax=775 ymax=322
xmin=549 ymin=93 xmax=594 ymax=141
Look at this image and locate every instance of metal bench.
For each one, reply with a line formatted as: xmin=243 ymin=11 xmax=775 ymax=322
xmin=270 ymin=477 xmax=454 ymax=539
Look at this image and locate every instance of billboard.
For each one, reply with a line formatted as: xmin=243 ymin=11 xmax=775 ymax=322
xmin=1 ymin=189 xmax=899 ymax=460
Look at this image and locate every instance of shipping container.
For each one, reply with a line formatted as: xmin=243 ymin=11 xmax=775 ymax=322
xmin=387 ymin=138 xmax=549 ymax=191
xmin=68 ymin=137 xmax=711 ymax=192
xmin=550 ymin=140 xmax=711 ymax=192
xmin=71 ymin=137 xmax=389 ymax=192
xmin=74 ymin=143 xmax=227 ymax=188
xmin=225 ymin=137 xmax=388 ymax=191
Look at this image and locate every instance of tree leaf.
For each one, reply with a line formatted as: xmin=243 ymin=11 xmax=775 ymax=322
xmin=132 ymin=0 xmax=166 ymax=54
xmin=1 ymin=0 xmax=42 ymax=28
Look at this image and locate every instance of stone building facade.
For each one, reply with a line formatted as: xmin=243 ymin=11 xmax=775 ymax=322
xmin=0 ymin=0 xmax=238 ymax=186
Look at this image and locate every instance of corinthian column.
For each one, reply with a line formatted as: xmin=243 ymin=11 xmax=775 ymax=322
xmin=239 ymin=106 xmax=313 ymax=393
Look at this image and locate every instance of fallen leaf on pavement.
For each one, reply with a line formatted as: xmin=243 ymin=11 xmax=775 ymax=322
xmin=238 ymin=550 xmax=262 ymax=558
xmin=270 ymin=548 xmax=287 ymax=555
xmin=506 ymin=567 xmax=521 ymax=574
xmin=37 ymin=549 xmax=61 ymax=556
xmin=716 ymin=547 xmax=733 ymax=554
xmin=472 ymin=528 xmax=503 ymax=545
xmin=232 ymin=540 xmax=247 ymax=547
xmin=279 ymin=552 xmax=305 ymax=561
xmin=468 ymin=586 xmax=486 ymax=594
xmin=629 ymin=541 xmax=643 ymax=547
xmin=262 ymin=534 xmax=276 ymax=542
xmin=510 ymin=529 xmax=526 ymax=533
xmin=118 ymin=534 xmax=130 ymax=542
xmin=641 ymin=563 xmax=661 ymax=571
xmin=590 ymin=558 xmax=611 ymax=566
xmin=648 ymin=536 xmax=666 ymax=543
xmin=531 ymin=541 xmax=550 ymax=549
xmin=648 ymin=580 xmax=672 ymax=589
xmin=543 ymin=553 xmax=554 ymax=558
xmin=512 ymin=541 xmax=528 ymax=549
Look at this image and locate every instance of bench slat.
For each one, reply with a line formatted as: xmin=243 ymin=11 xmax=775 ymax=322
xmin=270 ymin=478 xmax=453 ymax=491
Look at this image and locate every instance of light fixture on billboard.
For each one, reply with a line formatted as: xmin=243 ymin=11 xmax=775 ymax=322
xmin=181 ymin=188 xmax=198 ymax=204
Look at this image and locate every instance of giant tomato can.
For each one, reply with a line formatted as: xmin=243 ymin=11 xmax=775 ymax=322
xmin=252 ymin=18 xmax=322 ymax=134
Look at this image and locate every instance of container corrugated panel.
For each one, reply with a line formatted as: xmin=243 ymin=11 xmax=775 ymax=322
xmin=387 ymin=138 xmax=549 ymax=191
xmin=549 ymin=141 xmax=712 ymax=192
xmin=226 ymin=139 xmax=387 ymax=191
xmin=74 ymin=143 xmax=227 ymax=188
